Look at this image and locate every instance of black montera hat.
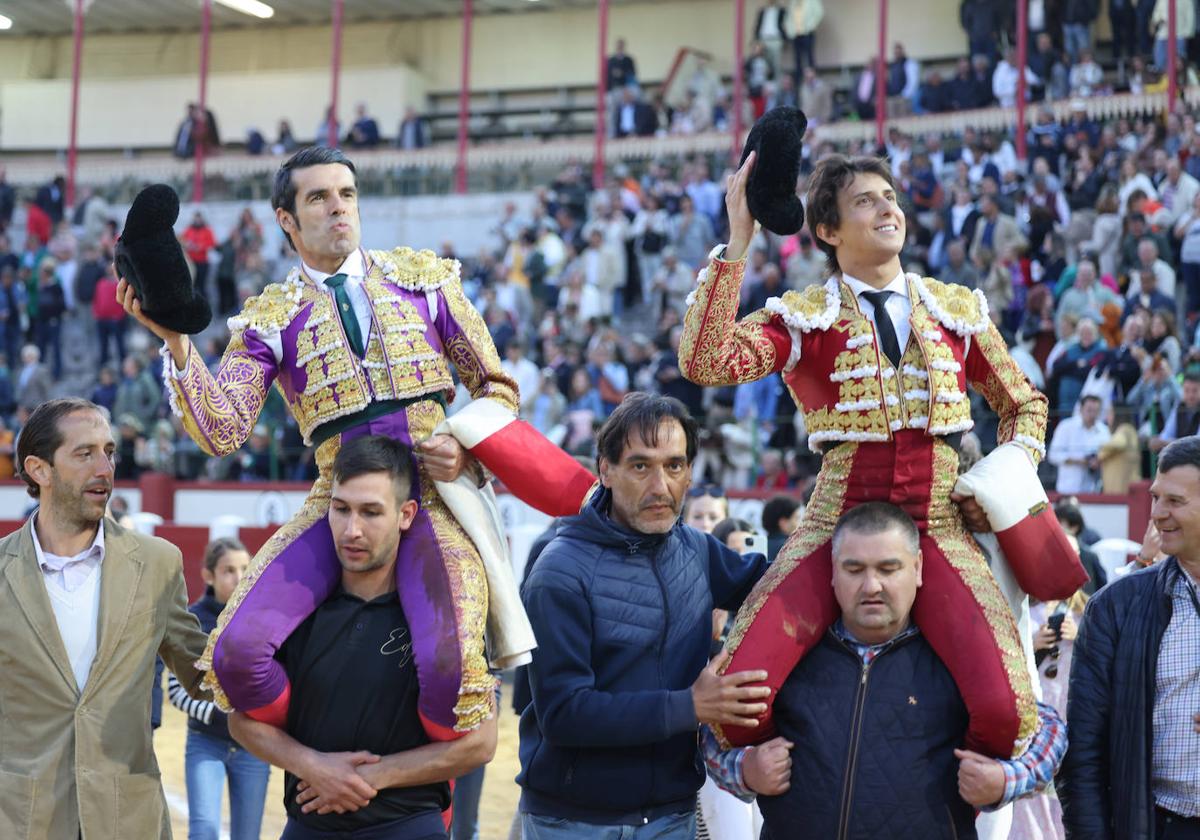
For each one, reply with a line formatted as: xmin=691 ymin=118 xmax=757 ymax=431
xmin=739 ymin=107 xmax=808 ymax=236
xmin=114 ymin=184 xmax=212 ymax=335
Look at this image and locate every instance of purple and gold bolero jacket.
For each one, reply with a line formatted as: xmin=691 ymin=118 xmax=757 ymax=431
xmin=163 ymin=247 xmax=518 ymax=455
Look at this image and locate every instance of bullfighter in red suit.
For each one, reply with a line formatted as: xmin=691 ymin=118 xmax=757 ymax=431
xmin=679 ymin=151 xmax=1054 ymax=759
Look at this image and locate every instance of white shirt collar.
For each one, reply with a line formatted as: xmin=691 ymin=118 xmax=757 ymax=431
xmin=303 ymin=249 xmax=367 ymax=286
xmin=841 ymin=270 xmax=909 ymax=301
xmin=31 ymin=513 xmax=106 ymax=570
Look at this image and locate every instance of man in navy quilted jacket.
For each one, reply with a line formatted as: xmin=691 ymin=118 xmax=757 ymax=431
xmin=702 ymin=502 xmax=1069 ymax=840
xmin=517 ymin=393 xmax=770 ymax=839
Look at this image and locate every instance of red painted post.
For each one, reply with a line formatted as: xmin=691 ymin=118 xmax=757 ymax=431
xmin=593 ymin=0 xmax=610 ymax=190
xmin=875 ymin=0 xmax=888 ymax=148
xmin=732 ymin=0 xmax=747 ymax=162
xmin=455 ymin=0 xmax=473 ymax=194
xmin=1015 ymin=0 xmax=1028 ymax=161
xmin=66 ymin=0 xmax=85 ymax=210
xmin=328 ymin=0 xmax=344 ymax=148
xmin=1168 ymin=0 xmax=1178 ymax=113
xmin=193 ymin=0 xmax=211 ymax=203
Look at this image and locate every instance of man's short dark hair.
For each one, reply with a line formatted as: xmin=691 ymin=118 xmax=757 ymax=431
xmin=1053 ymin=498 xmax=1084 ymax=533
xmin=331 ymin=435 xmax=415 ymax=506
xmin=596 ymin=392 xmax=698 ymax=466
xmin=1079 ymin=394 xmax=1102 ymax=408
xmin=204 ymin=536 xmax=247 ymax=573
xmin=1184 ymin=372 xmax=1200 ymax=387
xmin=271 ymin=146 xmax=358 ymax=249
xmin=1158 ymin=436 xmax=1200 ymax=474
xmin=806 ymin=154 xmax=897 ymax=274
xmin=831 ymin=502 xmax=920 ymax=557
xmin=16 ymin=398 xmax=103 ymax=499
xmin=762 ymin=494 xmax=801 ymax=535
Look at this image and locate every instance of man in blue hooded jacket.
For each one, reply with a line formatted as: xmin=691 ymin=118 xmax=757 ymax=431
xmin=517 ymin=393 xmax=770 ymax=839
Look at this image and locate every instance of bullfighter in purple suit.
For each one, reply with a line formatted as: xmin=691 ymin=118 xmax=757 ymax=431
xmin=118 ymin=147 xmax=518 ymax=743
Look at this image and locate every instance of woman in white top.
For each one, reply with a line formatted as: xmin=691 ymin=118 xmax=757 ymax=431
xmin=1082 ymin=187 xmax=1123 ymax=280
xmin=1117 ymin=156 xmax=1158 ymax=218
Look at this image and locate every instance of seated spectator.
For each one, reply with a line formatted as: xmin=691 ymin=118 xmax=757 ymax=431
xmin=271 ymin=119 xmax=297 ymax=155
xmin=1125 ymin=264 xmax=1177 ymax=320
xmin=941 ymin=239 xmax=979 ymax=289
xmin=799 ymin=66 xmax=832 ymax=124
xmin=970 ymin=193 xmax=1027 ymax=264
xmin=993 ymin=47 xmax=1038 ymax=108
xmin=1119 ymin=213 xmax=1171 ymax=277
xmin=1096 ymin=313 xmax=1150 ymax=401
xmin=397 ymin=107 xmax=430 ymax=150
xmin=1150 ymin=371 xmax=1200 ymax=451
xmin=1082 ymin=187 xmax=1123 ymax=279
xmin=783 ymin=232 xmax=826 ymax=289
xmin=346 ymin=103 xmax=380 ymax=149
xmin=1068 ymin=49 xmax=1105 ymax=97
xmin=917 ymin=71 xmax=951 ymax=113
xmin=1058 ymin=259 xmax=1120 ymax=323
xmin=761 ymin=494 xmax=802 ymax=564
xmin=766 ymin=73 xmax=799 ymax=112
xmin=614 ymin=86 xmax=657 ymax=138
xmin=1049 ymin=317 xmax=1109 ymax=414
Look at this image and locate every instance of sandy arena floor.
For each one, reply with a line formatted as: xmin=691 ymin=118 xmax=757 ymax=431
xmin=155 ymin=685 xmax=523 ymax=840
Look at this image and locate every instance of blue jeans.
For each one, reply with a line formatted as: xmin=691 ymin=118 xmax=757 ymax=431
xmin=521 ymin=811 xmax=695 ymax=840
xmin=1063 ymin=23 xmax=1091 ymax=63
xmin=450 ymin=765 xmax=484 ymax=840
xmin=184 ymin=729 xmax=271 ymax=840
xmin=1155 ymin=38 xmax=1187 ymax=73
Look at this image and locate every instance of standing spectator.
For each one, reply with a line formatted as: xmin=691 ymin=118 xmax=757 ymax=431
xmin=1 ymin=398 xmax=211 ymax=839
xmin=960 ymin=0 xmax=1005 ymax=62
xmin=1050 ymin=317 xmax=1109 ymax=415
xmin=397 ymin=108 xmax=430 ymax=150
xmin=1047 ymin=394 xmax=1111 ymax=493
xmin=1173 ymin=191 xmax=1200 ymax=315
xmin=173 ymin=103 xmax=199 ymax=158
xmin=766 ymin=73 xmax=799 ymax=111
xmin=1062 ymin=0 xmax=1099 ymax=63
xmin=15 ymin=344 xmax=52 ymax=414
xmin=1109 ymin=0 xmax=1138 ymax=70
xmin=753 ymin=2 xmax=791 ymax=80
xmin=314 ymin=105 xmax=340 ymax=147
xmin=517 ymin=394 xmax=767 ymax=839
xmin=92 ymin=263 xmax=127 ymax=369
xmin=503 ymin=340 xmax=542 ymax=409
xmin=1152 ymin=0 xmax=1195 ymax=74
xmin=652 ymin=249 xmax=697 ymax=321
xmin=744 ymin=42 xmax=775 ymax=118
xmin=791 ymin=0 xmax=824 ymax=75
xmin=33 ymin=258 xmax=65 ymax=380
xmin=970 ymin=193 xmax=1028 ymax=262
xmin=632 ymin=194 xmax=670 ymax=307
xmin=168 ymin=538 xmax=271 ymax=840
xmin=1060 ymin=437 xmax=1200 ymax=839
xmin=606 ymin=38 xmax=638 ymax=93
xmin=0 ymin=165 xmax=14 ymax=229
xmin=90 ymin=365 xmax=119 ymax=416
xmin=180 ymin=211 xmax=217 ymax=304
xmin=799 ymin=66 xmax=833 ymax=124
xmin=345 ymin=103 xmax=380 ymax=149
xmin=1097 ymin=404 xmax=1143 ymax=495
xmin=887 ymin=42 xmax=921 ymax=114
xmin=581 ymin=227 xmax=623 ymax=318
xmin=671 ymin=194 xmax=716 ymax=270
xmin=24 ymin=194 xmax=52 ymax=247
xmin=112 ymin=355 xmax=161 ymax=434
xmin=783 ymin=231 xmax=826 ymax=289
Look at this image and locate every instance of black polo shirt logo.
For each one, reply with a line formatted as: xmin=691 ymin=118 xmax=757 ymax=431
xmin=380 ymin=626 xmax=414 ymax=667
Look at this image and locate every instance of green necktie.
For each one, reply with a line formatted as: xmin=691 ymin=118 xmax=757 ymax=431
xmin=324 ymin=273 xmax=365 ymax=358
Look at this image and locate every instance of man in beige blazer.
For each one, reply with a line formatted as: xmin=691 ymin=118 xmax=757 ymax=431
xmin=0 ymin=397 xmax=210 ymax=839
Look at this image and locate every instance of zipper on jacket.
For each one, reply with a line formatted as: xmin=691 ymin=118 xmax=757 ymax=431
xmin=835 ymin=660 xmax=872 ymax=840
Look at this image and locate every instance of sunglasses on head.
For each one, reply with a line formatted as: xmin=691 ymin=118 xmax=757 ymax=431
xmin=687 ymin=484 xmax=725 ymax=499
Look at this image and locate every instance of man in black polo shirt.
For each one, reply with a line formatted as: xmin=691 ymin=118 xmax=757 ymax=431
xmin=230 ymin=435 xmax=497 ymax=840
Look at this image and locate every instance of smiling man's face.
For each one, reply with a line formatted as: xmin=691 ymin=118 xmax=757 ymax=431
xmin=1150 ymin=465 xmax=1200 ymax=565
xmin=815 ymin=173 xmax=907 ymax=269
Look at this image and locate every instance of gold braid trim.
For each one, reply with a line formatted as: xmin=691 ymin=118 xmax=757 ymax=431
xmin=929 ymin=443 xmax=1038 ymax=755
xmin=967 ymin=322 xmax=1049 ymax=462
xmin=437 ymin=269 xmax=520 ymax=413
xmin=168 ymin=333 xmax=272 ymax=457
xmin=197 ymin=436 xmax=341 ymax=711
xmin=406 ymin=400 xmax=497 ymax=730
xmin=679 ymin=257 xmax=780 ymax=386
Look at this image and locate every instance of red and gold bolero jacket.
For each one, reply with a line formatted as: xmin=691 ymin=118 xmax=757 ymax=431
xmin=679 ymin=254 xmax=1047 ymax=459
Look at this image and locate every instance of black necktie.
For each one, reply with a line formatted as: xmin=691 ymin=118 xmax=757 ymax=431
xmin=861 ymin=290 xmax=902 ymax=369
